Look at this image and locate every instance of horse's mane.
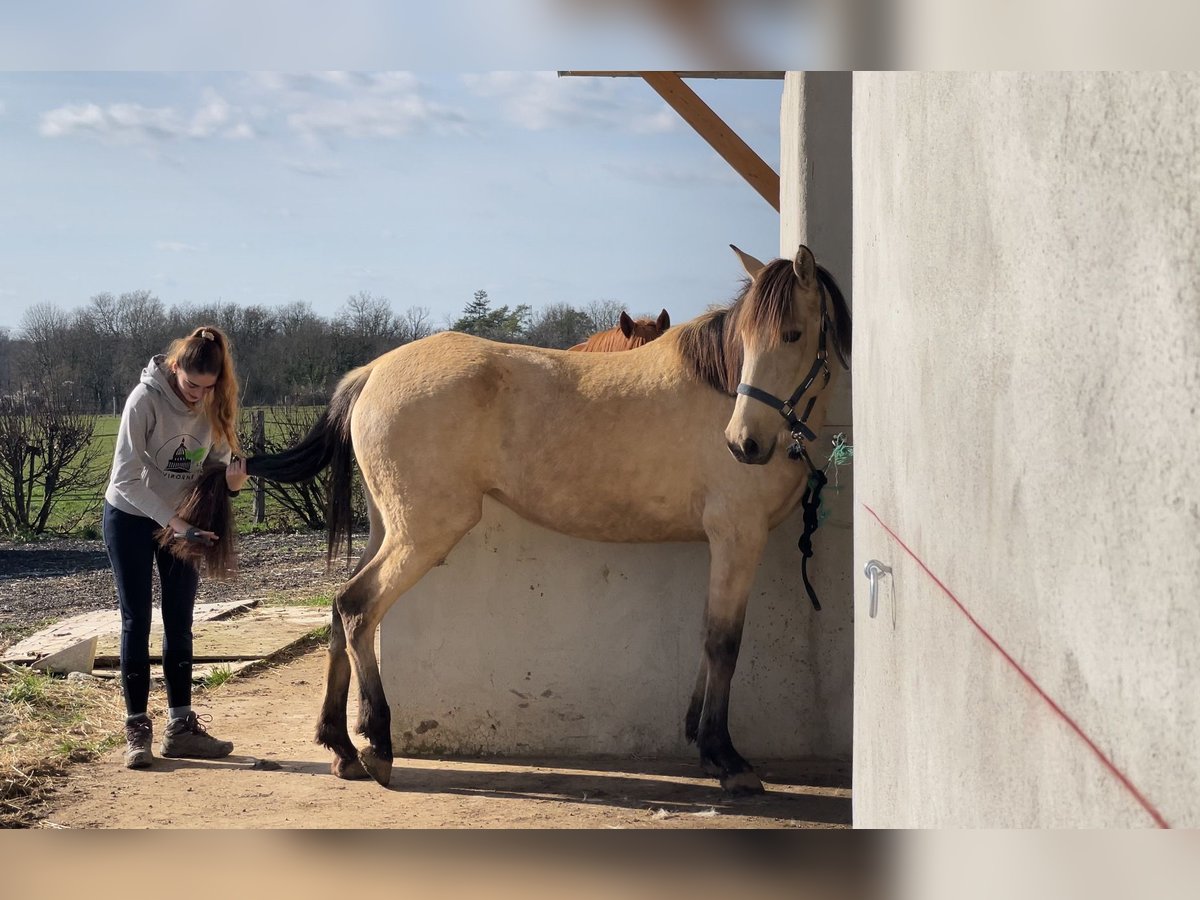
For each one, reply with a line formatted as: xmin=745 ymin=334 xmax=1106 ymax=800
xmin=676 ymin=260 xmax=852 ymax=395
xmin=575 ymin=326 xmax=653 ymax=352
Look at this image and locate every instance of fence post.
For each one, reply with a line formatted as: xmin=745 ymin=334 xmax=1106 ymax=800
xmin=252 ymin=409 xmax=265 ymax=524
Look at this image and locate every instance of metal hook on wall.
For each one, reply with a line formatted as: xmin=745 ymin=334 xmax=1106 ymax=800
xmin=864 ymin=559 xmax=893 ymax=618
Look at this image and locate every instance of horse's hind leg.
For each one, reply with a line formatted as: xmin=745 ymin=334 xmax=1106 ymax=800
xmin=337 ymin=499 xmax=483 ymax=787
xmin=695 ymin=522 xmax=768 ymax=795
xmin=318 ymin=605 xmax=367 ymax=779
xmin=317 ymin=514 xmax=385 ymax=780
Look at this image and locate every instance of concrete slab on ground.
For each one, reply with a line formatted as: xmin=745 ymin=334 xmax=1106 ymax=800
xmin=1 ymin=600 xmax=256 ymax=664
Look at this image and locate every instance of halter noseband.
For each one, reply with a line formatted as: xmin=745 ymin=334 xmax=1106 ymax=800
xmin=734 ymin=280 xmax=832 ymax=471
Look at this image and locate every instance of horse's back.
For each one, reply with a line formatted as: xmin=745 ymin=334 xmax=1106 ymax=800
xmin=348 ymin=330 xmax=805 ymax=543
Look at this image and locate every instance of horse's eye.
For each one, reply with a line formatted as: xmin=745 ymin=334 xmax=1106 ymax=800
xmin=782 ymin=330 xmax=802 ymax=344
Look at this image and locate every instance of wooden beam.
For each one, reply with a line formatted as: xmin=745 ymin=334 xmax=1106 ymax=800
xmin=559 ymin=71 xmax=785 ymax=80
xmin=637 ymin=71 xmax=780 ymax=212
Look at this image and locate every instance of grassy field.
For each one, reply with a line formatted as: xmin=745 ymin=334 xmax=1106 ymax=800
xmin=14 ymin=408 xmax=325 ymax=537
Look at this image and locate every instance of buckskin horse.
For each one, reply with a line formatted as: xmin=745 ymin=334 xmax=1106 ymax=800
xmin=567 ymin=308 xmax=671 ymax=351
xmin=245 ymin=245 xmax=850 ymax=793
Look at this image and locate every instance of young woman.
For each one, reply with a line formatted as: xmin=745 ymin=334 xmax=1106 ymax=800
xmin=103 ymin=325 xmax=249 ymax=769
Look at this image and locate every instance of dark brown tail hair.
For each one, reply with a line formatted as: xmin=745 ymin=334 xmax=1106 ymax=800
xmin=245 ymin=364 xmax=373 ymax=563
xmin=155 ymin=468 xmax=238 ymax=580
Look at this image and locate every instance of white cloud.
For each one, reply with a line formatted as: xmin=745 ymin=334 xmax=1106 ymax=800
xmin=39 ymin=90 xmax=254 ymax=145
xmin=155 ymin=241 xmax=202 ymax=253
xmin=245 ymin=70 xmax=466 ymax=142
xmin=284 ymin=158 xmax=342 ymax=177
xmin=461 ymin=72 xmax=678 ymax=134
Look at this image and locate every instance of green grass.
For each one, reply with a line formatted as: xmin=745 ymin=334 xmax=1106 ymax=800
xmin=53 ymin=732 xmax=123 ymax=762
xmin=17 ymin=407 xmax=330 ymax=536
xmin=202 ymin=665 xmax=235 ymax=688
xmin=259 ymin=590 xmax=332 ymax=607
xmin=3 ymin=668 xmax=52 ymax=706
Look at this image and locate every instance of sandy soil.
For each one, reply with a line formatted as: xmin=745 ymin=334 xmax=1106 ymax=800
xmin=40 ymin=644 xmax=850 ymax=829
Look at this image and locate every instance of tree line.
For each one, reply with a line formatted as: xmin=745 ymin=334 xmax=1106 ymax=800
xmin=0 ymin=289 xmax=630 ymax=413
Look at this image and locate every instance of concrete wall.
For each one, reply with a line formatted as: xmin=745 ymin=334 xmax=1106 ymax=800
xmin=375 ymin=76 xmax=856 ymax=761
xmin=853 ymin=72 xmax=1200 ymax=826
xmin=779 ymin=69 xmax=857 ymax=749
xmin=381 ymin=498 xmax=850 ymax=758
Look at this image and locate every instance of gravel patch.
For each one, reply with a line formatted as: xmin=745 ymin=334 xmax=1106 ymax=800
xmin=0 ymin=531 xmax=359 ymax=652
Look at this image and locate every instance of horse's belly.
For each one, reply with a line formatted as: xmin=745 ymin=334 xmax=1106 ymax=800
xmin=487 ymin=489 xmax=707 ymax=544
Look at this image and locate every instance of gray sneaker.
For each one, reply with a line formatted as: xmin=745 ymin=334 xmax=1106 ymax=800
xmin=124 ymin=716 xmax=154 ymax=769
xmin=160 ymin=712 xmax=234 ymax=759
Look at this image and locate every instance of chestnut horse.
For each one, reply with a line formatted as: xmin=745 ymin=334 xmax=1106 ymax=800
xmin=568 ymin=309 xmax=670 ymax=351
xmin=246 ymin=245 xmax=850 ymax=793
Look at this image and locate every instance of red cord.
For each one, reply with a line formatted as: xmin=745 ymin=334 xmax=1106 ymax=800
xmin=863 ymin=502 xmax=1170 ymax=829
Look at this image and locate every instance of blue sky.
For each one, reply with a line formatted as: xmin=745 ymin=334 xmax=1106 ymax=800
xmin=0 ymin=71 xmax=783 ymax=333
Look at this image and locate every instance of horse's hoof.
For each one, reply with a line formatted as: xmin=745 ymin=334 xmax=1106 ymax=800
xmin=720 ymin=770 xmax=764 ymax=796
xmin=699 ymin=758 xmax=724 ymax=778
xmin=359 ymin=747 xmax=393 ymax=787
xmin=331 ymin=755 xmax=369 ymax=780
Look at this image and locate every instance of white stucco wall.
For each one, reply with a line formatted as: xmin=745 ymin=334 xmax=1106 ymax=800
xmin=853 ymin=72 xmax=1200 ymax=826
xmin=376 ymin=75 xmax=856 ymax=761
xmin=381 ymin=498 xmax=850 ymax=758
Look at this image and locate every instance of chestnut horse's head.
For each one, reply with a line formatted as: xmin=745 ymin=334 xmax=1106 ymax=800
xmin=569 ymin=309 xmax=670 ymax=351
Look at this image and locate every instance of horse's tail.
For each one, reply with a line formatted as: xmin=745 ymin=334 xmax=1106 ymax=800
xmin=246 ymin=363 xmax=374 ymax=563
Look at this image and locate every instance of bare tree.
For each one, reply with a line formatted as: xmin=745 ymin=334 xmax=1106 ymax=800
xmin=525 ymin=302 xmax=595 ymax=349
xmin=582 ymin=298 xmax=626 ymax=332
xmin=0 ymin=393 xmax=104 ymax=536
xmin=396 ymin=305 xmax=434 ymax=344
xmin=339 ymin=292 xmax=398 ymax=342
xmin=19 ymin=303 xmax=71 ymax=387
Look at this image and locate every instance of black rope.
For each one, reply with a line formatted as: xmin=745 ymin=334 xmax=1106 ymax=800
xmin=797 ymin=469 xmax=827 ymax=611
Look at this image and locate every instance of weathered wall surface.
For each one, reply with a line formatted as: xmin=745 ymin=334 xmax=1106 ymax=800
xmin=381 ymin=498 xmax=851 ymax=758
xmin=853 ymin=72 xmax=1199 ymax=826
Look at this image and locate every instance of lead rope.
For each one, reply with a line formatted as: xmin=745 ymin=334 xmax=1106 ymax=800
xmin=796 ymin=433 xmax=853 ymax=611
xmin=797 ymin=464 xmax=827 ymax=611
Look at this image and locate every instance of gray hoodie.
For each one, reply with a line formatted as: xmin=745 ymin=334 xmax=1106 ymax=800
xmin=104 ymin=355 xmax=232 ymax=527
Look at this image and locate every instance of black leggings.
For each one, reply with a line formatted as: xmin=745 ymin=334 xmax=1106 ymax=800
xmin=103 ymin=501 xmax=199 ymax=716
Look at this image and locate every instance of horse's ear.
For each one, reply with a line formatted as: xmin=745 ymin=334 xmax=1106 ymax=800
xmin=793 ymin=245 xmax=816 ymax=288
xmin=619 ymin=311 xmax=634 ymax=338
xmin=730 ymin=244 xmax=766 ymax=279
xmin=657 ymin=309 xmax=670 ymax=332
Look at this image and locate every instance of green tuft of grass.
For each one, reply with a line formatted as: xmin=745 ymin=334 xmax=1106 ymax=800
xmin=261 ymin=592 xmax=332 ymax=607
xmin=53 ymin=733 xmax=121 ymax=763
xmin=202 ymin=665 xmax=235 ymax=688
xmin=4 ymin=668 xmax=53 ymax=707
xmin=293 ymin=594 xmax=333 ymax=607
xmin=307 ymin=624 xmax=331 ymax=642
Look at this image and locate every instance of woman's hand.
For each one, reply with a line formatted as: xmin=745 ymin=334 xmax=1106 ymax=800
xmin=226 ymin=456 xmax=249 ymax=493
xmin=169 ymin=515 xmax=218 ymax=544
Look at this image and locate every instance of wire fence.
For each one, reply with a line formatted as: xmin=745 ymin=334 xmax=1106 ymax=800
xmin=0 ymin=405 xmax=341 ymax=536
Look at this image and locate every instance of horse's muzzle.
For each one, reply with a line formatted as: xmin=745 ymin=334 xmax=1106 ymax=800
xmin=727 ymin=437 xmax=774 ymax=466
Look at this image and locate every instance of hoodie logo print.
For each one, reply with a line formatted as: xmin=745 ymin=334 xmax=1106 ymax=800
xmin=163 ymin=439 xmax=208 ymax=474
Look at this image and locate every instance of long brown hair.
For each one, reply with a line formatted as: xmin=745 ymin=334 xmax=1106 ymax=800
xmin=165 ymin=325 xmax=241 ymax=454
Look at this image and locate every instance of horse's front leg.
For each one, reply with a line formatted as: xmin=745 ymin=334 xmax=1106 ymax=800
xmin=695 ymin=522 xmax=768 ymax=795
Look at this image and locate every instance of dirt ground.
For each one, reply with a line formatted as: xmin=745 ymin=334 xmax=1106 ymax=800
xmin=39 ymin=643 xmax=850 ymax=829
xmin=4 ymin=532 xmax=850 ymax=829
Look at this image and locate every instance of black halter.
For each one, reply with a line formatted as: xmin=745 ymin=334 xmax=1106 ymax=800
xmin=734 ymin=280 xmax=833 ymax=611
xmin=735 ymin=280 xmax=832 ymax=472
